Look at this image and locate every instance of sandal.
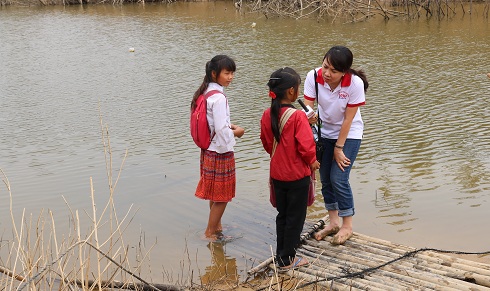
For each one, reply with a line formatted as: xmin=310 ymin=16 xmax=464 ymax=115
xmin=278 ymin=256 xmax=309 ymax=272
xmin=314 ymin=226 xmax=340 ymax=241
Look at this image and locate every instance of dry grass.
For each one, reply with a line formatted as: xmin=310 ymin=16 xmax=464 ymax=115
xmin=244 ymin=0 xmax=489 ymax=22
xmin=2 ymin=0 xmax=489 ymax=22
xmin=0 ymin=110 xmax=184 ymax=291
xmin=0 ymin=109 xmax=279 ymax=291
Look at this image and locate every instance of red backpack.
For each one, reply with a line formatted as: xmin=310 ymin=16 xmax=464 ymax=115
xmin=190 ymin=90 xmax=221 ymax=149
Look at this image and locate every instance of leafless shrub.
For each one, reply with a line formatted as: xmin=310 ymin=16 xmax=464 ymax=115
xmin=246 ymin=0 xmax=488 ymax=21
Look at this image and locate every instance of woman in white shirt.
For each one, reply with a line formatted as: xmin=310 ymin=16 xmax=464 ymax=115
xmin=303 ymin=46 xmax=368 ymax=245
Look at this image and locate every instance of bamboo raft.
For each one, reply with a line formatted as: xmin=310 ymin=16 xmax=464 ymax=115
xmin=248 ymin=217 xmax=490 ymax=290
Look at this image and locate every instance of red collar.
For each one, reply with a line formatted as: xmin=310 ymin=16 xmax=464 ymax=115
xmin=316 ymin=68 xmax=352 ymax=87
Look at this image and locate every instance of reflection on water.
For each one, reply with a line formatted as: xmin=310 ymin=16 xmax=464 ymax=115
xmin=200 ymin=242 xmax=238 ymax=286
xmin=0 ymin=1 xmax=489 ymax=283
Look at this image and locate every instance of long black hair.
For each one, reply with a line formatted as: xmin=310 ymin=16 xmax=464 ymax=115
xmin=267 ymin=67 xmax=301 ymax=143
xmin=191 ymin=55 xmax=236 ymax=110
xmin=324 ymin=46 xmax=369 ymax=92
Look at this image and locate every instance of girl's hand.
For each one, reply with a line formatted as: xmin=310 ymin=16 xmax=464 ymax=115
xmin=334 ymin=148 xmax=350 ymax=171
xmin=231 ymin=124 xmax=245 ymax=138
xmin=310 ymin=160 xmax=320 ymax=171
xmin=308 ymin=113 xmax=318 ymax=125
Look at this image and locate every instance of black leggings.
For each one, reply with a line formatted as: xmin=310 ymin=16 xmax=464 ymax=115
xmin=272 ymin=176 xmax=309 ymax=267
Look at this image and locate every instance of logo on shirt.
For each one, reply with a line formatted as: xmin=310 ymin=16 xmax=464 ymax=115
xmin=339 ymin=91 xmax=349 ymax=99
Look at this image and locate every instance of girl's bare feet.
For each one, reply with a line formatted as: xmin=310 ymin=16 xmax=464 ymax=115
xmin=205 ymin=231 xmax=224 ymax=242
xmin=314 ymin=225 xmax=340 ymax=241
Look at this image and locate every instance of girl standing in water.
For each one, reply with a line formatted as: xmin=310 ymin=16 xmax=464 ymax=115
xmin=191 ymin=55 xmax=245 ymax=241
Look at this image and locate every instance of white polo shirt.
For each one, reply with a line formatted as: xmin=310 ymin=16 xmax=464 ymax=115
xmin=304 ymin=68 xmax=366 ymax=139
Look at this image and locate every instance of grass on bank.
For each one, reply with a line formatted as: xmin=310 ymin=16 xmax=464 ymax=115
xmin=0 ymin=112 xmax=179 ymax=290
xmin=1 ymin=0 xmax=488 ymax=23
xmin=0 ymin=112 xmax=254 ymax=291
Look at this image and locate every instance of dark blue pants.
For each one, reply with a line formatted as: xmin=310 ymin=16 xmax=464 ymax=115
xmin=272 ymin=176 xmax=309 ymax=267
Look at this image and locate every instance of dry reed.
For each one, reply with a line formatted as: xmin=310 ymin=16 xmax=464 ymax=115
xmin=2 ymin=0 xmax=488 ymax=22
xmin=0 ymin=111 xmax=183 ymax=291
xmin=245 ymin=0 xmax=489 ymax=21
xmin=0 ymin=108 xmax=260 ymax=291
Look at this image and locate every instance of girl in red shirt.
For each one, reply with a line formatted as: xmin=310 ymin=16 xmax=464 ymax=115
xmin=260 ymin=67 xmax=320 ymax=271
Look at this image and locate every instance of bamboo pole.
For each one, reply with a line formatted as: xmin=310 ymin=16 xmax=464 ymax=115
xmin=247 ymin=216 xmax=328 ymax=276
xmin=345 ymin=240 xmax=490 ymax=285
xmin=351 ymin=233 xmax=490 ymax=273
xmin=300 ymin=245 xmax=458 ymax=290
xmin=299 ymin=254 xmax=403 ymax=290
xmin=304 ymin=237 xmax=490 ymax=290
xmin=287 ymin=270 xmax=365 ymax=290
xmin=247 ymin=257 xmax=274 ymax=276
xmin=346 ymin=235 xmax=490 ymax=275
xmin=250 ymin=216 xmax=490 ymax=289
xmin=300 ymin=244 xmax=468 ymax=290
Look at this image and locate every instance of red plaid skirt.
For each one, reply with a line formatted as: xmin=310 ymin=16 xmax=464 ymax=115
xmin=195 ymin=150 xmax=235 ymax=202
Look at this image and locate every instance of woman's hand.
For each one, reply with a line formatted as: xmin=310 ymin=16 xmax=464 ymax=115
xmin=231 ymin=124 xmax=245 ymax=138
xmin=334 ymin=148 xmax=350 ymax=171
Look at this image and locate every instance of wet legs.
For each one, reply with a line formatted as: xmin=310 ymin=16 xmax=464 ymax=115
xmin=205 ymin=201 xmax=227 ymax=239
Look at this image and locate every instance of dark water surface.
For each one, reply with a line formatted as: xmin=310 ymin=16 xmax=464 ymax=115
xmin=0 ymin=2 xmax=489 ymax=283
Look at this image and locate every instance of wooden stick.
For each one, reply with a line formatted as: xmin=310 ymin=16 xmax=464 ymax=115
xmin=70 ymin=279 xmax=182 ymax=291
xmin=0 ymin=265 xmax=25 ymax=282
xmin=247 ymin=216 xmax=328 ymax=275
xmin=247 ymin=257 xmax=274 ymax=275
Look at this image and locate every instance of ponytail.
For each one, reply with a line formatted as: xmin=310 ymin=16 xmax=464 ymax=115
xmin=350 ymin=68 xmax=369 ymax=92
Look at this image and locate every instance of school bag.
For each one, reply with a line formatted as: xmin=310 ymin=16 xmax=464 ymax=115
xmin=190 ymin=90 xmax=221 ymax=149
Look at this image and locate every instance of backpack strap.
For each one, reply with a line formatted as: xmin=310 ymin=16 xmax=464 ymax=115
xmin=204 ymin=90 xmax=222 ymax=99
xmin=203 ymin=90 xmax=222 ymax=142
xmin=271 ymin=108 xmax=295 ymax=157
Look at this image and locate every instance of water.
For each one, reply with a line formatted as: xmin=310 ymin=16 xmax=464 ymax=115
xmin=0 ymin=2 xmax=489 ymax=284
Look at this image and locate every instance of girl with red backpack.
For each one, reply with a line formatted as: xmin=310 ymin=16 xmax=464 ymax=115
xmin=190 ymin=55 xmax=244 ymax=241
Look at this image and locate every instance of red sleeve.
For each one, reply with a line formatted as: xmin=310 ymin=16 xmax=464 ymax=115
xmin=294 ymin=112 xmax=317 ymax=166
xmin=260 ymin=109 xmax=273 ymax=155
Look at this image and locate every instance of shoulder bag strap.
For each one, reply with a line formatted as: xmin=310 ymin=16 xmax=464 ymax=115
xmin=313 ymin=69 xmax=322 ymax=137
xmin=271 ymin=108 xmax=295 ymax=158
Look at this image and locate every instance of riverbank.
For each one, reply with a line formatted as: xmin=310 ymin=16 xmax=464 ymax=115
xmin=1 ymin=1 xmax=489 ymax=289
xmin=2 ymin=0 xmax=488 ymax=22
